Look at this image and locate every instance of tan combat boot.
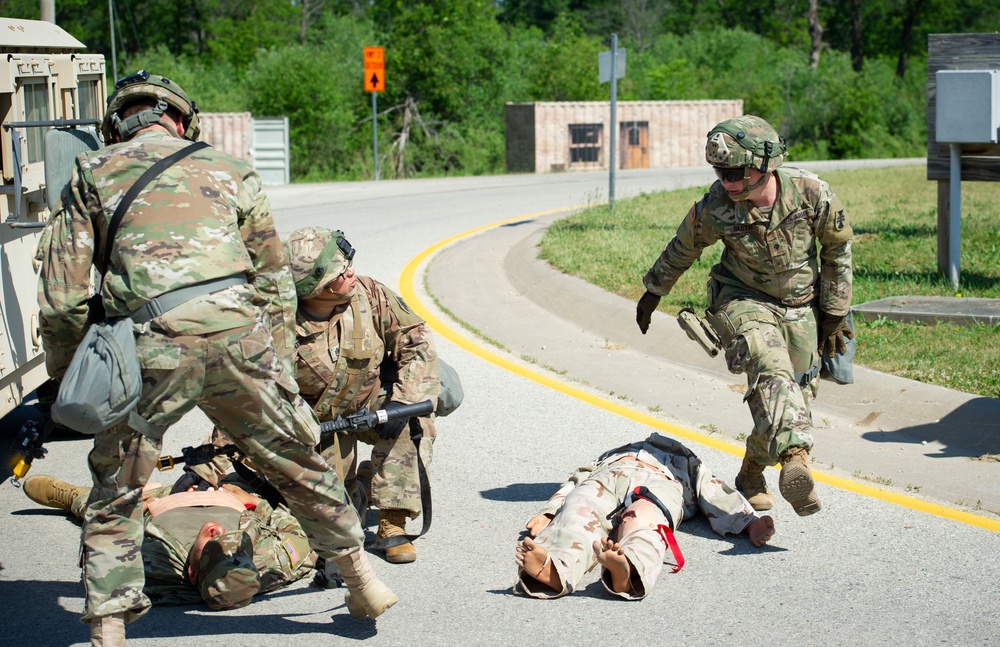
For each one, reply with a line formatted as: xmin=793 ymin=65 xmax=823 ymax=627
xmin=779 ymin=447 xmax=821 ymax=517
xmin=22 ymin=475 xmax=90 ymax=512
xmin=735 ymin=456 xmax=773 ymax=511
xmin=335 ymin=550 xmax=399 ymax=619
xmin=377 ymin=509 xmax=416 ymax=564
xmin=90 ymin=612 xmax=125 ymax=647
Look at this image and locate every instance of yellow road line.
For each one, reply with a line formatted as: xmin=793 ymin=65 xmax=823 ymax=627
xmin=398 ymin=209 xmax=1000 ymax=534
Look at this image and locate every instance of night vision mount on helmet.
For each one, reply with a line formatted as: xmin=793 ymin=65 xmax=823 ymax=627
xmin=101 ymin=70 xmax=201 ymax=143
xmin=705 ymin=114 xmax=786 ymax=174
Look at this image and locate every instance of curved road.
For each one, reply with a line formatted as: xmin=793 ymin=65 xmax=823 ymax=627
xmin=3 ymin=161 xmax=997 ymax=646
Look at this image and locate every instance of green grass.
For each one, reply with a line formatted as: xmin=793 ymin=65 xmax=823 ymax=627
xmin=539 ymin=166 xmax=1000 ymax=399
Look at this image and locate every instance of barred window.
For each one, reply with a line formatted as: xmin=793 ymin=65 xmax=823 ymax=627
xmin=569 ymin=123 xmax=602 ymax=166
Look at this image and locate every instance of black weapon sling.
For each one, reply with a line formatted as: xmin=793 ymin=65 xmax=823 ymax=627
xmin=99 ymin=141 xmax=210 ymax=274
xmin=233 ymin=417 xmax=434 ymax=551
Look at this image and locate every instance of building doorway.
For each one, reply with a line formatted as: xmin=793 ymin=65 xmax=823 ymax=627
xmin=620 ymin=121 xmax=649 ymax=169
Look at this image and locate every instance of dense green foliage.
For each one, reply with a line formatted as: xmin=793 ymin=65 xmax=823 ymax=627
xmin=538 ymin=166 xmax=1000 ymax=398
xmin=3 ymin=1 xmax=996 ymax=180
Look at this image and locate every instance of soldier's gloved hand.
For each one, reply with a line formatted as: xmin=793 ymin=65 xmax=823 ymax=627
xmin=170 ymin=470 xmax=215 ymax=495
xmin=376 ymin=401 xmax=409 ymax=440
xmin=636 ymin=291 xmax=661 ymax=335
xmin=818 ymin=312 xmax=854 ymax=358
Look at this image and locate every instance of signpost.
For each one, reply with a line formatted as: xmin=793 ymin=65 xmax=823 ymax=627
xmin=599 ymin=35 xmax=626 ymax=210
xmin=364 ymin=46 xmax=385 ymax=180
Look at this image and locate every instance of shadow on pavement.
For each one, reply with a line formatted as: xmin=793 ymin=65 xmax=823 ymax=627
xmin=860 ymin=397 xmax=1000 ymax=458
xmin=480 ymin=482 xmax=561 ymax=503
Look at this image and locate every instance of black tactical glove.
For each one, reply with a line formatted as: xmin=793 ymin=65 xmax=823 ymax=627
xmin=635 ymin=291 xmax=661 ymax=335
xmin=818 ymin=312 xmax=854 ymax=358
xmin=376 ymin=401 xmax=409 ymax=440
xmin=170 ymin=470 xmax=215 ymax=495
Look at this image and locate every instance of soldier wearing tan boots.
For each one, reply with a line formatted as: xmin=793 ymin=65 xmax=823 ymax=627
xmin=37 ymin=72 xmax=396 ymax=646
xmin=637 ymin=114 xmax=854 ymax=517
xmin=283 ymin=227 xmax=441 ymax=564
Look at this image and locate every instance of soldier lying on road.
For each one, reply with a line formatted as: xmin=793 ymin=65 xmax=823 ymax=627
xmin=21 ymin=473 xmax=315 ymax=610
xmin=515 ymin=433 xmax=774 ymax=599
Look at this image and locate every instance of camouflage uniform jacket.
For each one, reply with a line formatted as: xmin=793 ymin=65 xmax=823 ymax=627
xmin=142 ymin=496 xmax=316 ymax=606
xmin=293 ymin=275 xmax=440 ymax=421
xmin=539 ymin=433 xmax=759 ymax=537
xmin=643 ymin=166 xmax=853 ymax=316
xmin=36 ymin=129 xmax=297 ymax=377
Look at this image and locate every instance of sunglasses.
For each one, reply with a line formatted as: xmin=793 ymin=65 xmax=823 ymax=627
xmin=714 ymin=166 xmax=747 ymax=183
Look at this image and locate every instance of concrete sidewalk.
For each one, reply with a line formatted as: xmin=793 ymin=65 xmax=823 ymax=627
xmin=427 ymin=212 xmax=1000 ymax=519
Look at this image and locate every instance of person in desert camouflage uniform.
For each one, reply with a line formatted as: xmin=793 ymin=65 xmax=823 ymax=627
xmin=36 ymin=71 xmax=396 ymax=645
xmin=515 ymin=433 xmax=774 ymax=600
xmin=635 ymin=114 xmax=853 ymax=518
xmin=19 ymin=473 xmax=315 ymax=610
xmin=284 ymin=226 xmax=440 ymax=565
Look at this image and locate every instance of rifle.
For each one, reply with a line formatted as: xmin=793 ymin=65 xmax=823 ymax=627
xmin=156 ymin=400 xmax=435 ymax=470
xmin=4 ymin=379 xmax=60 ymax=486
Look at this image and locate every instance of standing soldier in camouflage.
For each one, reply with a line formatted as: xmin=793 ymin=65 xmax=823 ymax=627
xmin=36 ymin=71 xmax=396 ymax=646
xmin=284 ymin=227 xmax=440 ymax=565
xmin=19 ymin=473 xmax=316 ymax=610
xmin=515 ymin=433 xmax=774 ymax=599
xmin=636 ymin=114 xmax=853 ymax=517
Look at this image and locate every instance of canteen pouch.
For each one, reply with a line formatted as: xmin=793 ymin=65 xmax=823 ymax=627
xmin=52 ymin=317 xmax=142 ymax=434
xmin=436 ymin=357 xmax=464 ymax=417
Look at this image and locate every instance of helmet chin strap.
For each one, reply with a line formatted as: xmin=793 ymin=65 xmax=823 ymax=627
xmin=730 ymin=167 xmax=770 ymax=202
xmin=112 ymin=99 xmax=182 ymax=141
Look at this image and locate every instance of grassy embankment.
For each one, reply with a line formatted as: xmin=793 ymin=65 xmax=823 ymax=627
xmin=539 ymin=166 xmax=1000 ymax=399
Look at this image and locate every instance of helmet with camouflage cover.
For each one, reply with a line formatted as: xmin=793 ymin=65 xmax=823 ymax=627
xmin=101 ymin=70 xmax=201 ymax=143
xmin=284 ymin=227 xmax=356 ymax=299
xmin=705 ymin=115 xmax=786 ymax=173
xmin=197 ymin=530 xmax=261 ymax=610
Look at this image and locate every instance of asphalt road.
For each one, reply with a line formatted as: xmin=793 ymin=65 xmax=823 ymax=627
xmin=2 ymin=162 xmax=997 ymax=646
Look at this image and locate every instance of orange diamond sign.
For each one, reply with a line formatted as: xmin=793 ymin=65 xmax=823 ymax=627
xmin=364 ymin=46 xmax=385 ymax=93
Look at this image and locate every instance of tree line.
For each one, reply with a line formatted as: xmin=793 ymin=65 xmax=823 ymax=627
xmin=2 ymin=0 xmax=996 ymax=181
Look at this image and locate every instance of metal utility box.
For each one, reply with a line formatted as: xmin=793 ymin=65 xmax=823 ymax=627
xmin=935 ymin=70 xmax=1000 ymax=143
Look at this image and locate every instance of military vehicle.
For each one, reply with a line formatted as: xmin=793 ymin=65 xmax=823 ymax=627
xmin=0 ymin=16 xmax=105 ymax=420
xmin=0 ymin=17 xmax=106 ymax=481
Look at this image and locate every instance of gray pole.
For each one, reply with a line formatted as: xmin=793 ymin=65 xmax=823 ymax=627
xmin=372 ymin=91 xmax=379 ymax=181
xmin=948 ymin=143 xmax=961 ymax=290
xmin=109 ymin=0 xmax=118 ymax=82
xmin=40 ymin=0 xmax=55 ymax=22
xmin=608 ymin=33 xmax=617 ymax=211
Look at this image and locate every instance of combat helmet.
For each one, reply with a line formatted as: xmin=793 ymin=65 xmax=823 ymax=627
xmin=101 ymin=70 xmax=201 ymax=143
xmin=705 ymin=115 xmax=786 ymax=173
xmin=284 ymin=227 xmax=356 ymax=299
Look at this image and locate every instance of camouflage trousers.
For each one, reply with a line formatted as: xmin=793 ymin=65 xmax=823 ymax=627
xmin=80 ymin=321 xmax=363 ymax=623
xmin=322 ymin=391 xmax=436 ymax=520
xmin=707 ymin=283 xmax=820 ymax=467
xmin=516 ymin=461 xmax=682 ymax=600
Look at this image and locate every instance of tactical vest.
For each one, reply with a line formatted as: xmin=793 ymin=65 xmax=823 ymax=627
xmin=296 ymin=288 xmax=381 ymax=420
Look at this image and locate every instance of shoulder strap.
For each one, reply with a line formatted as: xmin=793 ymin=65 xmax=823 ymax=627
xmin=100 ymin=140 xmax=210 ymax=274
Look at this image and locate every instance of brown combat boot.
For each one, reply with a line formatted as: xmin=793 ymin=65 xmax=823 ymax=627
xmin=335 ymin=550 xmax=399 ymax=619
xmin=735 ymin=456 xmax=773 ymax=511
xmin=22 ymin=475 xmax=89 ymax=512
xmin=378 ymin=509 xmax=416 ymax=564
xmin=90 ymin=612 xmax=125 ymax=647
xmin=779 ymin=447 xmax=821 ymax=517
